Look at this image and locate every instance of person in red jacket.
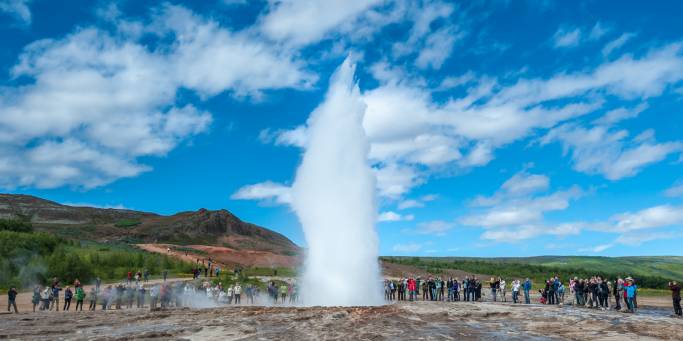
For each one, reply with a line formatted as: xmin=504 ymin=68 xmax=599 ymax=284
xmin=407 ymin=277 xmax=417 ymax=301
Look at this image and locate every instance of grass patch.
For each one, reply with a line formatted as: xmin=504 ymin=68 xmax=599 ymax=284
xmin=114 ymin=219 xmax=141 ymax=228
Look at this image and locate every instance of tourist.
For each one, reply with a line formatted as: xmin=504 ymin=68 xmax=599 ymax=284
xmin=7 ymin=287 xmax=18 ymax=313
xmin=50 ymin=280 xmax=62 ymax=311
xmin=62 ymin=286 xmax=74 ymax=311
xmin=453 ymin=278 xmax=460 ymax=301
xmin=489 ymin=277 xmax=498 ymax=302
xmin=512 ymin=280 xmax=520 ymax=304
xmin=625 ymin=278 xmax=636 ymax=313
xmin=88 ymin=287 xmax=97 ymax=311
xmin=523 ymin=278 xmax=532 ymax=304
xmin=234 ymin=283 xmax=242 ymax=304
xmin=408 ymin=277 xmax=417 ymax=301
xmin=41 ymin=286 xmax=50 ymax=311
xmin=150 ymin=284 xmax=159 ymax=310
xmin=75 ymin=284 xmax=85 ymax=311
xmin=547 ymin=279 xmax=555 ymax=305
xmin=32 ymin=285 xmax=41 ymax=312
xmin=669 ymin=281 xmax=681 ymax=317
xmin=137 ymin=283 xmax=146 ymax=308
xmin=614 ymin=278 xmax=623 ymax=311
xmin=558 ymin=281 xmax=565 ymax=305
xmin=279 ymin=283 xmax=288 ymax=303
xmin=499 ymin=278 xmax=507 ymax=302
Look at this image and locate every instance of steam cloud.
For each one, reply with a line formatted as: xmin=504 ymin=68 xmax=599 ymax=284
xmin=292 ymin=58 xmax=383 ymax=306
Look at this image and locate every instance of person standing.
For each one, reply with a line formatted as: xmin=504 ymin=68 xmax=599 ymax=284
xmin=279 ymin=283 xmax=288 ymax=303
xmin=63 ymin=286 xmax=73 ymax=311
xmin=7 ymin=287 xmax=18 ymax=313
xmin=669 ymin=281 xmax=681 ymax=317
xmin=50 ymin=280 xmax=62 ymax=311
xmin=625 ymin=278 xmax=636 ymax=313
xmin=88 ymin=287 xmax=98 ymax=311
xmin=499 ymin=278 xmax=507 ymax=303
xmin=523 ymin=278 xmax=532 ymax=304
xmin=234 ymin=283 xmax=242 ymax=304
xmin=32 ymin=285 xmax=41 ymax=312
xmin=512 ymin=280 xmax=520 ymax=304
xmin=489 ymin=278 xmax=498 ymax=302
xmin=75 ymin=285 xmax=85 ymax=311
xmin=614 ymin=278 xmax=623 ymax=311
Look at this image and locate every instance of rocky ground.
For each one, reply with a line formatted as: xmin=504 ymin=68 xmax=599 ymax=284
xmin=1 ymin=300 xmax=681 ymax=340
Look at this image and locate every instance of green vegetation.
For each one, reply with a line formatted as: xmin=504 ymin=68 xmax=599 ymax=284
xmin=0 ymin=226 xmax=193 ymax=292
xmin=382 ymin=256 xmax=683 ymax=289
xmin=242 ymin=267 xmax=297 ymax=277
xmin=0 ymin=219 xmax=33 ymax=233
xmin=114 ymin=219 xmax=141 ymax=228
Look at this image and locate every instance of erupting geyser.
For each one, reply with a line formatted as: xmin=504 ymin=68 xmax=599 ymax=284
xmin=291 ymin=59 xmax=383 ymax=306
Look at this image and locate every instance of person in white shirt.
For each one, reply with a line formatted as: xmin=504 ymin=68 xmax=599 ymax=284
xmin=234 ymin=284 xmax=242 ymax=304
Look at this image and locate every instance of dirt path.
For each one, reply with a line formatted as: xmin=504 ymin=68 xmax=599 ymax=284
xmin=0 ymin=301 xmax=681 ymax=340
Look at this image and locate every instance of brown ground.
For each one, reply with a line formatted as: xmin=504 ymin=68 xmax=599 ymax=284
xmin=136 ymin=243 xmax=298 ymax=269
xmin=1 ymin=301 xmax=681 ymax=340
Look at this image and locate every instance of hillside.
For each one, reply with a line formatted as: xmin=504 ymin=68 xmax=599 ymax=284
xmin=0 ymin=194 xmax=300 ymax=265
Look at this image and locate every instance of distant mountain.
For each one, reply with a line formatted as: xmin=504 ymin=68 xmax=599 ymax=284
xmin=0 ymin=194 xmax=299 ymax=257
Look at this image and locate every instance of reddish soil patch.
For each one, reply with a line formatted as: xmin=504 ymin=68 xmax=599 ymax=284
xmin=137 ymin=244 xmax=299 ymax=269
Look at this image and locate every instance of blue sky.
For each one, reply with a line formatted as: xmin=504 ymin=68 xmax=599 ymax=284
xmin=1 ymin=0 xmax=682 ymax=257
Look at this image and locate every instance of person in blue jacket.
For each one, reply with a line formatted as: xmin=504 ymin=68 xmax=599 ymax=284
xmin=523 ymin=278 xmax=532 ymax=304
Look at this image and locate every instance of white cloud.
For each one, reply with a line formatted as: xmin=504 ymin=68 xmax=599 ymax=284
xmin=461 ymin=171 xmax=583 ymax=242
xmin=472 ymin=170 xmax=550 ymax=206
xmin=416 ymin=220 xmax=454 ymax=236
xmin=392 ymin=242 xmax=423 ymax=253
xmin=588 ymin=22 xmax=610 ymax=41
xmin=259 ymin=0 xmax=383 ymax=46
xmin=263 ymin=43 xmax=683 ymax=200
xmin=543 ymin=125 xmax=683 ymax=180
xmin=0 ymin=5 xmax=314 ymax=189
xmin=602 ymin=32 xmax=636 ymax=57
xmin=374 ymin=163 xmax=422 ymax=198
xmin=0 ymin=0 xmax=31 ymax=24
xmin=415 ymin=26 xmax=463 ymax=69
xmin=437 ymin=71 xmax=476 ymax=90
xmin=610 ymin=204 xmax=683 ymax=232
xmin=593 ymin=103 xmax=648 ymax=126
xmin=664 ymin=181 xmax=683 ymax=198
xmin=553 ymin=27 xmax=581 ymax=48
xmin=378 ymin=211 xmax=414 ymax=222
xmin=231 ymin=181 xmax=292 ymax=205
xmin=397 ymin=194 xmax=437 ymax=210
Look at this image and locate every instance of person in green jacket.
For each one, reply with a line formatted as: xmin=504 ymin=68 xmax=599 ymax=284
xmin=75 ymin=285 xmax=86 ymax=311
xmin=279 ymin=284 xmax=288 ymax=304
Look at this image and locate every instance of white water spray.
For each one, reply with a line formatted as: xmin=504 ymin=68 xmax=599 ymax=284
xmin=291 ymin=59 xmax=383 ymax=306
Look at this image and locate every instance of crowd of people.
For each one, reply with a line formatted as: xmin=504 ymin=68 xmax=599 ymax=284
xmin=5 ymin=270 xmax=301 ymax=314
xmin=5 ymin=271 xmax=681 ymax=318
xmin=384 ymin=275 xmax=682 ymax=317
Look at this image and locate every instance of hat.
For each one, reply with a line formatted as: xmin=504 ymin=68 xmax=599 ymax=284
xmin=625 ymin=277 xmax=633 ymax=281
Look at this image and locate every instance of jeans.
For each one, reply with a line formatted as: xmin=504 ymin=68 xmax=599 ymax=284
xmin=626 ymin=297 xmax=635 ymax=312
xmin=524 ymin=290 xmax=530 ymax=304
xmin=7 ymin=299 xmax=18 ymax=313
xmin=512 ymin=291 xmax=519 ymax=303
xmin=491 ymin=289 xmax=497 ymax=302
xmin=50 ymin=297 xmax=60 ymax=311
xmin=63 ymin=298 xmax=71 ymax=311
xmin=75 ymin=300 xmax=83 ymax=311
xmin=673 ymin=297 xmax=681 ymax=316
